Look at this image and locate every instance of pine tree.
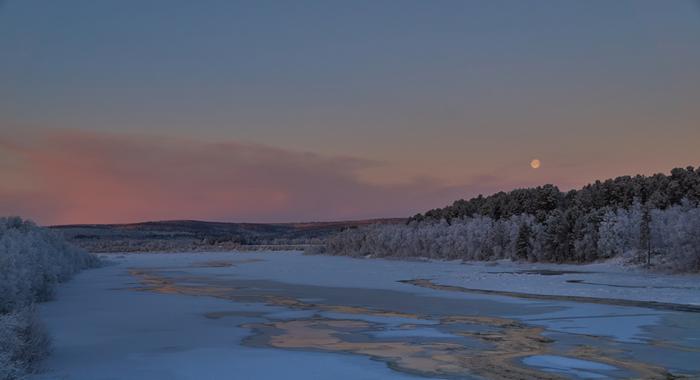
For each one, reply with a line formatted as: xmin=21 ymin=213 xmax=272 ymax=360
xmin=640 ymin=205 xmax=652 ymax=267
xmin=515 ymin=222 xmax=532 ymax=260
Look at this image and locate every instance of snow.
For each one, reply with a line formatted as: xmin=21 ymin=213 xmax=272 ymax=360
xmin=30 ymin=252 xmax=435 ymax=380
xmin=30 ymin=251 xmax=700 ymax=379
xmin=165 ymin=251 xmax=700 ymax=306
xmin=433 ymin=260 xmax=700 ymax=306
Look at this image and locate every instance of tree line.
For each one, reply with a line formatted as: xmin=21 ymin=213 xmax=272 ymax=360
xmin=317 ymin=167 xmax=700 ymax=272
xmin=411 ymin=166 xmax=700 ymax=223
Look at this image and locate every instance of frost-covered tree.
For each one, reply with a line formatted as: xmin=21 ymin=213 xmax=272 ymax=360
xmin=515 ymin=222 xmax=532 ymax=260
xmin=640 ymin=205 xmax=652 ymax=266
xmin=597 ymin=202 xmax=644 ymax=260
xmin=573 ymin=210 xmax=602 ymax=262
xmin=650 ymin=202 xmax=700 ymax=272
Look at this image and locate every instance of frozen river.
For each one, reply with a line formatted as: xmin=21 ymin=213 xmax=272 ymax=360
xmin=32 ymin=252 xmax=700 ymax=379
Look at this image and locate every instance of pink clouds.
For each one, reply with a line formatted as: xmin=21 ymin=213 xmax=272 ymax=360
xmin=0 ymin=129 xmax=501 ymax=225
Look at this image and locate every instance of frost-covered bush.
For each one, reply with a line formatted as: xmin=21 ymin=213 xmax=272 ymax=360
xmin=0 ymin=217 xmax=99 ymax=379
xmin=0 ymin=217 xmax=99 ymax=313
xmin=0 ymin=307 xmax=51 ymax=379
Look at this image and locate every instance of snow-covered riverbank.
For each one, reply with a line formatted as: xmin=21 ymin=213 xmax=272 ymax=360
xmin=164 ymin=251 xmax=700 ymax=306
xmin=428 ymin=259 xmax=700 ymax=307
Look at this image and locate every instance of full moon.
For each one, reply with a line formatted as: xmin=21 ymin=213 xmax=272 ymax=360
xmin=530 ymin=159 xmax=541 ymax=169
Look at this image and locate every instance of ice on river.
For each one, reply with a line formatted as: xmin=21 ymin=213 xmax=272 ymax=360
xmin=30 ymin=251 xmax=700 ymax=379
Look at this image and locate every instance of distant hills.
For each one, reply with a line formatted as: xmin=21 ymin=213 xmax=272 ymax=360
xmin=51 ymin=219 xmax=405 ymax=253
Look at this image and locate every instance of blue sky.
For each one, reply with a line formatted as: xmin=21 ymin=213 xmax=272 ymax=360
xmin=1 ymin=0 xmax=699 ymax=223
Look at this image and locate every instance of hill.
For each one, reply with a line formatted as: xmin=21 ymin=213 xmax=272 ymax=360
xmin=50 ymin=219 xmax=405 ymax=253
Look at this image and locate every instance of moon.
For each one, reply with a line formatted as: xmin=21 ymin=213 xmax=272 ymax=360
xmin=530 ymin=159 xmax=541 ymax=169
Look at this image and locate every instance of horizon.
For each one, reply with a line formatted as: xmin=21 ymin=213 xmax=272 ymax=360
xmin=2 ymin=0 xmax=699 ymax=224
xmin=46 ymin=216 xmax=408 ymax=228
xmin=42 ymin=164 xmax=698 ymax=227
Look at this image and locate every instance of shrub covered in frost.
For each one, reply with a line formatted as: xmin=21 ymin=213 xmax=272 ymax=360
xmin=0 ymin=217 xmax=99 ymax=379
xmin=0 ymin=307 xmax=51 ymax=379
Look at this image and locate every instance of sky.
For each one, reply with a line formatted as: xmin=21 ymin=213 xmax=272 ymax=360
xmin=1 ymin=0 xmax=699 ymax=225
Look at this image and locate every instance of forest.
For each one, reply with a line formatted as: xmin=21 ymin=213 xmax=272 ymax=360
xmin=318 ymin=167 xmax=700 ymax=272
xmin=0 ymin=217 xmax=99 ymax=379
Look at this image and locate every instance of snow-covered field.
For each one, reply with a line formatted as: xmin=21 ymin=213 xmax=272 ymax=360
xmin=31 ymin=251 xmax=700 ymax=379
